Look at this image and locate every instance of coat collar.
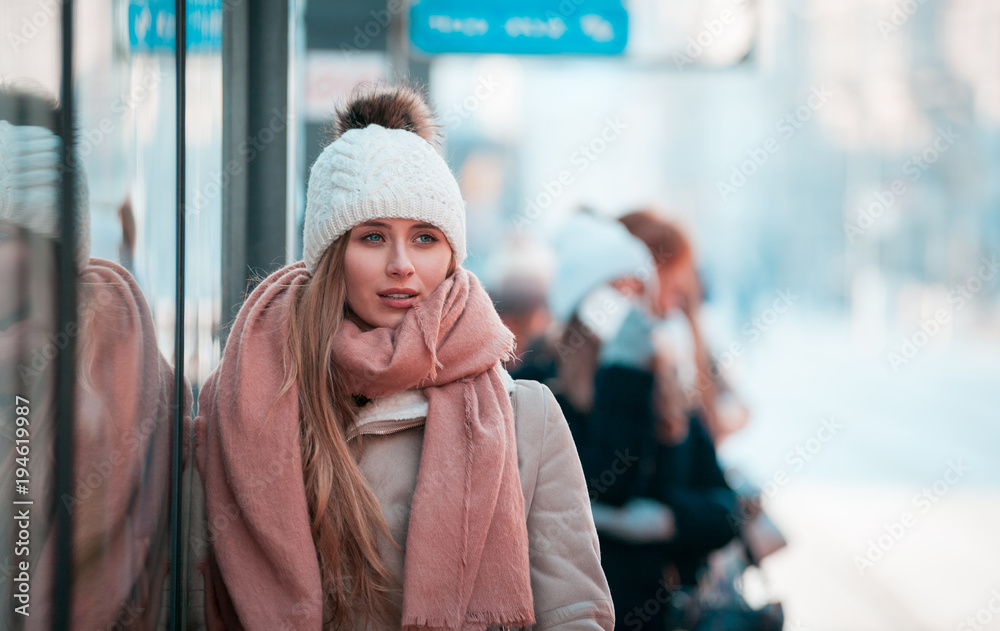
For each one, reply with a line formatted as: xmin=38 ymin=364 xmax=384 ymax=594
xmin=346 ymin=369 xmax=517 ymax=441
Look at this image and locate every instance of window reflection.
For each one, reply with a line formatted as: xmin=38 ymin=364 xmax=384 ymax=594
xmin=1 ymin=50 xmax=187 ymax=631
xmin=1 ymin=85 xmax=64 ymax=631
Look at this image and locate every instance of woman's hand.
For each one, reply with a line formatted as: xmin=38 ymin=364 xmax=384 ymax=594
xmin=597 ymin=304 xmax=657 ymax=370
xmin=591 ymin=498 xmax=677 ymax=543
xmin=675 ymin=263 xmax=703 ymax=321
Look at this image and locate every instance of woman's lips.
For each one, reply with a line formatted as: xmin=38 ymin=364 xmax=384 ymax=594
xmin=378 ymin=292 xmax=418 ymax=309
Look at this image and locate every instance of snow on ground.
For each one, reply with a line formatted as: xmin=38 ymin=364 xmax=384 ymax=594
xmin=717 ymin=315 xmax=1000 ymax=630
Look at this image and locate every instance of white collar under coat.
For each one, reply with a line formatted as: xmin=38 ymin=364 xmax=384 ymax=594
xmin=346 ymin=369 xmax=517 ymax=441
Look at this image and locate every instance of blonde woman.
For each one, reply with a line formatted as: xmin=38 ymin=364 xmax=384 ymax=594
xmin=193 ymin=85 xmax=613 ymax=630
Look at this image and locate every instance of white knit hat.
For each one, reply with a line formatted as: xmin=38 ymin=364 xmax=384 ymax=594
xmin=548 ymin=211 xmax=655 ymax=324
xmin=0 ymin=120 xmax=90 ymax=270
xmin=302 ymin=123 xmax=466 ymax=273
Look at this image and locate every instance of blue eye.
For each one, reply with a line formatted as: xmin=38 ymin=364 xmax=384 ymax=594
xmin=415 ymin=233 xmax=438 ymax=243
xmin=361 ymin=232 xmax=383 ymax=243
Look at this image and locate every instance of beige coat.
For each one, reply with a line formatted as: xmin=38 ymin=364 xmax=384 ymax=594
xmin=186 ymin=375 xmax=614 ymax=630
xmin=347 ymin=375 xmax=614 ymax=630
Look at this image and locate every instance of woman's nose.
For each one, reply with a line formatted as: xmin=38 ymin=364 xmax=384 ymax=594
xmin=386 ymin=244 xmax=415 ymax=278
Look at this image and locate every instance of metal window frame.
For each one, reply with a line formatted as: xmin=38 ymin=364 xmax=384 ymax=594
xmin=168 ymin=0 xmax=188 ymax=628
xmin=53 ymin=2 xmax=78 ymax=626
xmin=221 ymin=0 xmax=290 ymax=344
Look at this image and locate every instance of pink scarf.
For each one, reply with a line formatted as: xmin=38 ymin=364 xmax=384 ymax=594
xmin=334 ymin=266 xmax=534 ymax=630
xmin=196 ymin=263 xmax=534 ymax=630
xmin=20 ymin=259 xmax=180 ymax=631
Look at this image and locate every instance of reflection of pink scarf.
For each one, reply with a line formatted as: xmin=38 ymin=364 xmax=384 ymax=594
xmin=196 ymin=263 xmax=533 ymax=631
xmin=24 ymin=259 xmax=180 ymax=631
xmin=334 ymin=267 xmax=533 ymax=630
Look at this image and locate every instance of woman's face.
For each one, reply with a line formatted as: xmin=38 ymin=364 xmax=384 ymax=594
xmin=655 ymin=258 xmax=699 ymax=316
xmin=343 ymin=218 xmax=453 ymax=329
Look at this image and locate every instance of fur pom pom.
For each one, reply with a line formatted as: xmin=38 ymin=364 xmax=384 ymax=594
xmin=327 ymin=82 xmax=439 ymax=145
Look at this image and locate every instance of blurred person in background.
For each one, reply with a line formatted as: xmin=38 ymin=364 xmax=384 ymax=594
xmin=494 ymin=273 xmax=551 ymax=362
xmin=620 ymin=209 xmax=750 ymax=447
xmin=117 ymin=194 xmax=136 ymax=276
xmin=618 ymin=209 xmax=785 ymax=629
xmin=488 ymin=235 xmax=555 ymax=365
xmin=527 ymin=209 xmax=740 ymax=631
xmin=508 ymin=209 xmax=653 ymax=453
xmin=0 ymin=85 xmax=187 ymax=630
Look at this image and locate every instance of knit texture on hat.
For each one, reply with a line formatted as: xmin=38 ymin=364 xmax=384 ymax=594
xmin=303 ymin=124 xmax=466 ymax=273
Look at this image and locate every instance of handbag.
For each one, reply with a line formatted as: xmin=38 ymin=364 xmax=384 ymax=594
xmin=666 ymin=537 xmax=784 ymax=631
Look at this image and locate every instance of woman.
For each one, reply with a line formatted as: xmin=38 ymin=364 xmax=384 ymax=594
xmin=618 ymin=209 xmax=750 ymax=446
xmin=587 ymin=211 xmax=739 ymax=631
xmin=519 ymin=210 xmax=737 ymax=631
xmin=193 ymin=85 xmax=613 ymax=630
xmin=510 ymin=210 xmax=655 ymax=452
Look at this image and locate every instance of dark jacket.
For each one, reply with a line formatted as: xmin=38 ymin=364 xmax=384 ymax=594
xmin=508 ymin=338 xmax=591 ymax=450
xmin=511 ymin=348 xmax=737 ymax=566
xmin=582 ymin=364 xmax=738 ymax=631
xmin=587 ymin=365 xmax=737 ymax=563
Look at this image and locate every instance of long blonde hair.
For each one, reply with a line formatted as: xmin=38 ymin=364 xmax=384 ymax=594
xmin=283 ymin=237 xmax=398 ymax=629
xmin=283 ymin=81 xmax=458 ymax=626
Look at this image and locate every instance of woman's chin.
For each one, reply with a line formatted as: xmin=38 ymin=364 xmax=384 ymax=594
xmin=368 ymin=310 xmax=407 ymax=330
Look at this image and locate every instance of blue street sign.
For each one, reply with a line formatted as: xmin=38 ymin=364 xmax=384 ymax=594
xmin=410 ymin=0 xmax=628 ymax=55
xmin=128 ymin=0 xmax=222 ymax=52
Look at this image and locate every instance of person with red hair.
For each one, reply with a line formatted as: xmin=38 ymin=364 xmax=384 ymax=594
xmin=619 ymin=209 xmax=750 ymax=445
